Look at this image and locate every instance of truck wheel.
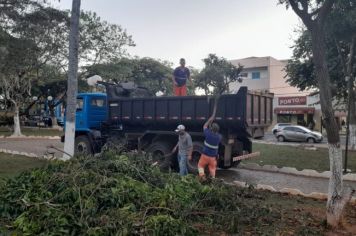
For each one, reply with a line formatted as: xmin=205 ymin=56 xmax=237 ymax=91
xmin=75 ymin=135 xmax=93 ymax=155
xmin=147 ymin=142 xmax=173 ymax=172
xmin=187 ymin=142 xmax=204 ymax=174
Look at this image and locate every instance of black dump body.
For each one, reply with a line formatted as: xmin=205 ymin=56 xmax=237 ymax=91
xmin=104 ymin=83 xmax=273 ymax=138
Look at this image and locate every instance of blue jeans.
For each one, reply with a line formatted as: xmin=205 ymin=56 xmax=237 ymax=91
xmin=178 ymin=154 xmax=188 ymax=176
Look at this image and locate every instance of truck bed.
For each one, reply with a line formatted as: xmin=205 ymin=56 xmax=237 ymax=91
xmin=106 ymin=86 xmax=273 ymax=136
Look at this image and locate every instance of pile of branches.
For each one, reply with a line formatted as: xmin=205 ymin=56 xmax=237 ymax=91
xmin=0 ymin=151 xmax=286 ymax=235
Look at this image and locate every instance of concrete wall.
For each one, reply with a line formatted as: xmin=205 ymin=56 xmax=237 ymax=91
xmin=229 ymin=67 xmax=269 ymax=93
xmin=268 ymin=57 xmax=301 ymax=96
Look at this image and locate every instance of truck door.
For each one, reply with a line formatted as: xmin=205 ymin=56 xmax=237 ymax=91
xmin=88 ymin=96 xmax=107 ymax=129
xmin=75 ymin=97 xmax=86 ymax=130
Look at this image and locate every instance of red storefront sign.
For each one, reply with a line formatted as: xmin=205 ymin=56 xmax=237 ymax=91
xmin=278 ymin=96 xmax=307 ymax=106
xmin=274 ymin=107 xmax=315 ymax=114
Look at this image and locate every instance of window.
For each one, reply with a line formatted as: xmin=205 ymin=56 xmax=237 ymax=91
xmin=283 ymin=127 xmax=294 ymax=131
xmin=240 ymin=72 xmax=248 ymax=78
xmin=277 ymin=115 xmax=291 ymax=123
xmin=294 ymin=128 xmax=304 ymax=133
xmin=252 ymin=72 xmax=260 ymax=80
xmin=91 ymin=98 xmax=105 ymax=107
xmin=76 ymin=98 xmax=84 ymax=111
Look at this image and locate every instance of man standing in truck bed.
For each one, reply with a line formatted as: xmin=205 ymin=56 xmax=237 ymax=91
xmin=198 ymin=106 xmax=221 ymax=179
xmin=172 ymin=58 xmax=190 ymax=96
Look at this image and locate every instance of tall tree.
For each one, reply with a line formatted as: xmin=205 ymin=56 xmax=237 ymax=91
xmin=0 ymin=31 xmax=37 ymax=136
xmin=0 ymin=0 xmax=134 ymax=136
xmin=280 ymin=0 xmax=354 ymax=227
xmin=85 ymin=57 xmax=174 ymax=95
xmin=0 ymin=0 xmax=69 ymax=136
xmin=63 ymin=0 xmax=81 ymax=160
xmin=194 ymin=54 xmax=243 ymax=95
xmin=285 ymin=0 xmax=356 ymax=149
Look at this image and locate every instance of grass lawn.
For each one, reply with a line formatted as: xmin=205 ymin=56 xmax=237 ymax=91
xmin=0 ymin=153 xmax=48 ymax=179
xmin=245 ymin=143 xmax=356 ymax=173
xmin=0 ymin=126 xmax=63 ymax=137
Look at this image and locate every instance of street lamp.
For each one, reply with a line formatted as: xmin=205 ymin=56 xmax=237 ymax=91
xmin=32 ymin=96 xmax=38 ymax=116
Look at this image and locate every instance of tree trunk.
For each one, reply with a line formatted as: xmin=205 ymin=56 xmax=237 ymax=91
xmin=63 ymin=0 xmax=81 ymax=160
xmin=347 ymin=35 xmax=356 ymax=150
xmin=311 ymin=26 xmax=346 ymax=228
xmin=326 ymin=144 xmax=344 ymax=226
xmin=51 ymin=115 xmax=59 ymax=129
xmin=12 ymin=104 xmax=22 ymax=137
xmin=349 ymin=89 xmax=356 ymax=150
xmin=350 ymin=123 xmax=356 ymax=150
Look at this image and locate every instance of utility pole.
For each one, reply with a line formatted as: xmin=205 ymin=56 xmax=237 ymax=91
xmin=63 ymin=0 xmax=81 ymax=160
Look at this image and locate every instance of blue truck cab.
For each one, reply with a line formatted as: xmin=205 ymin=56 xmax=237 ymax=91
xmin=76 ymin=93 xmax=108 ymax=131
xmin=62 ymin=93 xmax=108 ymax=153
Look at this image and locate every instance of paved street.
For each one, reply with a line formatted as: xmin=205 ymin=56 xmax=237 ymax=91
xmin=218 ymin=168 xmax=356 ymax=195
xmin=0 ymin=138 xmax=64 ymax=158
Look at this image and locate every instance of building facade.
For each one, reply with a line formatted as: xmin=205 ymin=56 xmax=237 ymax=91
xmin=229 ymin=56 xmax=322 ymax=130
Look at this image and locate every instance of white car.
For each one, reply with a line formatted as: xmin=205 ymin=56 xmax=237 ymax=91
xmin=272 ymin=123 xmax=291 ymax=135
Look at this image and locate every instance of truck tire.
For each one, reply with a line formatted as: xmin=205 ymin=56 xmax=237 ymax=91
xmin=187 ymin=142 xmax=204 ymax=174
xmin=147 ymin=142 xmax=174 ymax=172
xmin=75 ymin=135 xmax=93 ymax=155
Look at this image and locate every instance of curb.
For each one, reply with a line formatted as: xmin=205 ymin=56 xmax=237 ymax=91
xmin=0 ymin=136 xmax=60 ymax=140
xmin=239 ymin=163 xmax=356 ymax=182
xmin=233 ymin=180 xmax=356 ymax=204
xmin=252 ymin=140 xmax=349 ymax=150
xmin=253 ymin=140 xmax=326 ymax=148
xmin=0 ymin=148 xmax=56 ymax=160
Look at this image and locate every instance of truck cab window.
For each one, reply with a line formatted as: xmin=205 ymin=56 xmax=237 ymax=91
xmin=91 ymin=98 xmax=105 ymax=107
xmin=76 ymin=98 xmax=84 ymax=111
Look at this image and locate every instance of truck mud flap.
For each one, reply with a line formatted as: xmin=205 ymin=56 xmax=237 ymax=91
xmin=232 ymin=152 xmax=260 ymax=162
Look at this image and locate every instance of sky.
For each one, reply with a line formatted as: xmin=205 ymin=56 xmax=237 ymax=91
xmin=53 ymin=0 xmax=301 ymax=69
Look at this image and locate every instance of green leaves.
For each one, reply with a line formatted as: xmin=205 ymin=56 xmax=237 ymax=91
xmin=194 ymin=54 xmax=243 ymax=95
xmin=85 ymin=57 xmax=173 ymax=95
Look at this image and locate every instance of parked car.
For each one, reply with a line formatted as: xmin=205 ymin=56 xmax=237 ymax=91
xmin=272 ymin=123 xmax=291 ymax=135
xmin=275 ymin=125 xmax=323 ymax=143
xmin=24 ymin=115 xmax=53 ymax=127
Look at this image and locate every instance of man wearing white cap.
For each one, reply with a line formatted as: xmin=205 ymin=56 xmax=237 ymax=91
xmin=171 ymin=124 xmax=193 ymax=176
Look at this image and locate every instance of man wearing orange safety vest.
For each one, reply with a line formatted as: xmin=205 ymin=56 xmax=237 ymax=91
xmin=197 ymin=105 xmax=221 ymax=179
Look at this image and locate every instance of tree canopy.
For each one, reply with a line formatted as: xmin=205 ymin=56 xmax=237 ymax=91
xmin=0 ymin=0 xmax=135 ymax=108
xmin=194 ymin=54 xmax=243 ymax=95
xmin=285 ymin=0 xmax=356 ymax=99
xmin=85 ymin=57 xmax=174 ymax=95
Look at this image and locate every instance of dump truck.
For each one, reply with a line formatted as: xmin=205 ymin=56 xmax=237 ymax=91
xmin=62 ymin=82 xmax=273 ymax=171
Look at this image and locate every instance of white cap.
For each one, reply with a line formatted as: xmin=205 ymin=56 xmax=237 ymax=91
xmin=175 ymin=124 xmax=185 ymax=132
